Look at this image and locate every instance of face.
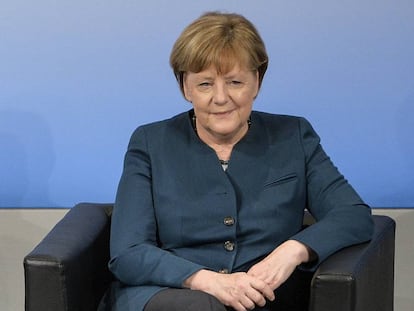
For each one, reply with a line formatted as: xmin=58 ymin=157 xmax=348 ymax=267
xmin=183 ymin=64 xmax=259 ymax=143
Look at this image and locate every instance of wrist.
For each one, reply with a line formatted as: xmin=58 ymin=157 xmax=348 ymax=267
xmin=183 ymin=269 xmax=213 ymax=290
xmin=286 ymin=240 xmax=312 ymax=264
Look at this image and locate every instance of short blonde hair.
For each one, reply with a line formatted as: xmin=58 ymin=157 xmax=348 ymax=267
xmin=170 ymin=12 xmax=268 ymax=95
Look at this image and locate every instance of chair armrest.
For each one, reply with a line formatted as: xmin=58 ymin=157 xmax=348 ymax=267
xmin=24 ymin=203 xmax=113 ymax=311
xmin=309 ymin=215 xmax=395 ymax=311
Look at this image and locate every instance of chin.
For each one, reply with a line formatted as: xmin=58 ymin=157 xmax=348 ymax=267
xmin=212 ymin=125 xmax=243 ymax=137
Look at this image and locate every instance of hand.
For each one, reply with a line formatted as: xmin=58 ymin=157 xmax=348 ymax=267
xmin=183 ymin=269 xmax=275 ymax=311
xmin=247 ymin=240 xmax=311 ymax=290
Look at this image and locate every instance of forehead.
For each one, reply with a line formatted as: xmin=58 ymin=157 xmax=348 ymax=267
xmin=187 ymin=64 xmax=253 ymax=79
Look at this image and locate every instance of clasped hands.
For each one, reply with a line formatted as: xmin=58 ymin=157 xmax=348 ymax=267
xmin=183 ymin=240 xmax=311 ymax=311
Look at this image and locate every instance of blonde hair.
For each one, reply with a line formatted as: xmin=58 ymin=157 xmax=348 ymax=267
xmin=170 ymin=12 xmax=268 ymax=95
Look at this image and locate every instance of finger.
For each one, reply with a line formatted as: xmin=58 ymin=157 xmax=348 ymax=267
xmin=248 ymin=291 xmax=266 ymax=307
xmin=268 ymin=267 xmax=295 ymax=290
xmin=239 ymin=295 xmax=256 ymax=310
xmin=246 ymin=290 xmax=266 ymax=307
xmin=250 ymin=279 xmax=275 ymax=301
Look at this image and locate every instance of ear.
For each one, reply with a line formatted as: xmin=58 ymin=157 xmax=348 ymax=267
xmin=253 ymin=70 xmax=260 ymax=99
xmin=182 ymin=74 xmax=192 ymax=102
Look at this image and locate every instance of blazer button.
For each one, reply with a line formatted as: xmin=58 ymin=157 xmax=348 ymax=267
xmin=224 ymin=240 xmax=235 ymax=251
xmin=223 ymin=216 xmax=235 ymax=226
xmin=218 ymin=268 xmax=229 ymax=274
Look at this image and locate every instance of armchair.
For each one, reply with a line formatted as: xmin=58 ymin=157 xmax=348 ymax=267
xmin=24 ymin=203 xmax=395 ymax=311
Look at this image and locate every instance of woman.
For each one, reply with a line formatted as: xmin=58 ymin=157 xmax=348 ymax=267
xmin=101 ymin=12 xmax=373 ymax=311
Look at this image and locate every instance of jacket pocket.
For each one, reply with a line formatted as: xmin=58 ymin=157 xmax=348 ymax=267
xmin=263 ymin=173 xmax=298 ymax=189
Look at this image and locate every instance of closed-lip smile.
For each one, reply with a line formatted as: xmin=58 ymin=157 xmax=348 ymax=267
xmin=212 ymin=109 xmax=235 ymax=116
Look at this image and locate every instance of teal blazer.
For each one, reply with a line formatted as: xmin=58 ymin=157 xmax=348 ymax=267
xmin=102 ymin=110 xmax=373 ymax=310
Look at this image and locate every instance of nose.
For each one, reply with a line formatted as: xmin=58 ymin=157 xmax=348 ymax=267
xmin=212 ymin=81 xmax=229 ymax=105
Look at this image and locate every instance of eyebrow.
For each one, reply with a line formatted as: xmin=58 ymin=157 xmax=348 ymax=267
xmin=189 ymin=68 xmax=250 ymax=82
xmin=224 ymin=73 xmax=242 ymax=79
xmin=197 ymin=76 xmax=214 ymax=80
xmin=196 ymin=72 xmax=245 ymax=80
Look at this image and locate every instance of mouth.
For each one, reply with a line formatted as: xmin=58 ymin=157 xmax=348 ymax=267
xmin=212 ymin=109 xmax=235 ymax=117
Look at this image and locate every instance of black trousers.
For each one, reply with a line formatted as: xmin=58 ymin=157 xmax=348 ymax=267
xmin=144 ymin=288 xmax=228 ymax=311
xmin=143 ymin=288 xmax=294 ymax=311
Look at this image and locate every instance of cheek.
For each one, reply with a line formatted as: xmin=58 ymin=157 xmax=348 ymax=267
xmin=189 ymin=98 xmax=209 ymax=116
xmin=191 ymin=92 xmax=211 ymax=107
xmin=233 ymin=89 xmax=256 ymax=106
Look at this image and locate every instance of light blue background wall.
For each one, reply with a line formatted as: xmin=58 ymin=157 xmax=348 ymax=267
xmin=1 ymin=0 xmax=413 ymax=208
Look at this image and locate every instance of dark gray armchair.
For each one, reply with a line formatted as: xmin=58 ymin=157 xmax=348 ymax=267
xmin=24 ymin=203 xmax=395 ymax=311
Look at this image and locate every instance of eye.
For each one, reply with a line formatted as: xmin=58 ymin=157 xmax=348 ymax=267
xmin=228 ymin=80 xmax=243 ymax=88
xmin=199 ymin=82 xmax=212 ymax=87
xmin=196 ymin=82 xmax=213 ymax=91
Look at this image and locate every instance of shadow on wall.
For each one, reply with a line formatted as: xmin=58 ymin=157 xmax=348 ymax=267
xmin=0 ymin=109 xmax=56 ymax=207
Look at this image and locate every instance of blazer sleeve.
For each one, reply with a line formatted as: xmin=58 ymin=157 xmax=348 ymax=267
xmin=108 ymin=126 xmax=206 ymax=287
xmin=290 ymin=118 xmax=374 ymax=268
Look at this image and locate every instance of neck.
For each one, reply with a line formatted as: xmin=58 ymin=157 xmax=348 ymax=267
xmin=197 ymin=122 xmax=248 ymax=161
xmin=207 ymin=141 xmax=235 ymax=162
xmin=191 ymin=112 xmax=251 ymax=161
